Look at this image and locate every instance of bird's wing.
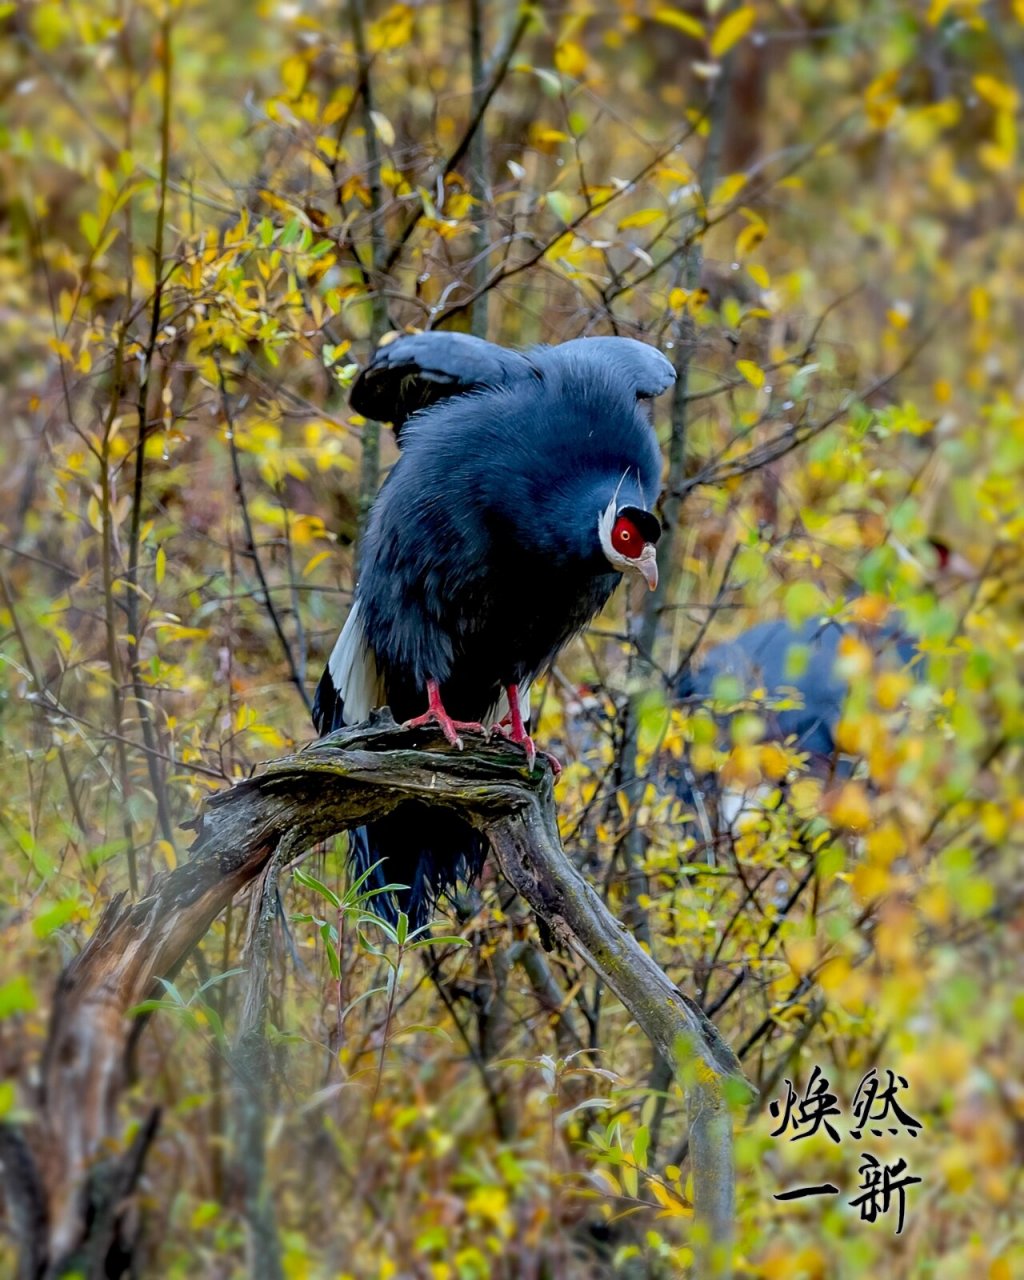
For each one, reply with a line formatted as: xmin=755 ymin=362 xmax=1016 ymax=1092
xmin=534 ymin=336 xmax=676 ymax=402
xmin=350 ymin=331 xmax=536 ymax=438
xmin=312 ymin=600 xmax=385 ymax=733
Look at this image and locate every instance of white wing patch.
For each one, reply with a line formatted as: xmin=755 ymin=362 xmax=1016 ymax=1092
xmin=328 ymin=607 xmax=530 ymax=730
xmin=486 ymin=681 xmax=532 ymax=727
xmin=327 ymin=600 xmax=385 ymax=725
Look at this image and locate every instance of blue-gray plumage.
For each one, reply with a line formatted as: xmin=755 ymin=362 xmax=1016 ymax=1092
xmin=314 ymin=332 xmax=674 ymax=924
xmin=349 ymin=331 xmax=535 ymax=436
xmin=350 ymin=330 xmax=675 ymax=438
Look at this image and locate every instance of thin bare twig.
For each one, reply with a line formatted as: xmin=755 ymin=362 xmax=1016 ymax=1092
xmin=217 ymin=370 xmax=313 ymax=714
xmin=123 ymin=9 xmax=176 ymax=854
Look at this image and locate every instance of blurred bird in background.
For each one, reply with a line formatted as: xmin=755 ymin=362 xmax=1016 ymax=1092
xmin=668 ymin=537 xmax=976 ymax=838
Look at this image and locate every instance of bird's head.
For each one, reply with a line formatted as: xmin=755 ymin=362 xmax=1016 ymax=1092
xmin=598 ymin=497 xmax=661 ymax=591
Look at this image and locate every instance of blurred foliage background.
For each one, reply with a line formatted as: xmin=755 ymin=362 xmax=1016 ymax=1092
xmin=1 ymin=0 xmax=1023 ymax=1275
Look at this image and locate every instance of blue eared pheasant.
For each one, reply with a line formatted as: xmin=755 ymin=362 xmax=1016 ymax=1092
xmin=312 ymin=332 xmax=674 ymax=925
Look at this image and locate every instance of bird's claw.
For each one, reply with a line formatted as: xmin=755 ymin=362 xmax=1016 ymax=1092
xmin=404 ymin=680 xmax=486 ymax=749
xmin=402 ymin=708 xmax=485 ymax=750
xmin=491 ymin=722 xmax=562 ymax=777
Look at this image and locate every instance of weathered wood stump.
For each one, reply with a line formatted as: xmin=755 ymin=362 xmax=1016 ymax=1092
xmin=0 ymin=711 xmax=749 ymax=1278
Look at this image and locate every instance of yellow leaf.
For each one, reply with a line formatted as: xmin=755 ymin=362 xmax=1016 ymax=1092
xmin=865 ymin=69 xmax=900 ymax=129
xmin=155 ymin=546 xmax=166 ymax=585
xmin=973 ymin=75 xmax=1019 ymax=114
xmin=465 ymin=1185 xmax=508 ymax=1224
xmin=734 ymin=220 xmax=766 ymax=258
xmin=851 ymin=861 xmax=889 ymax=903
xmin=786 ymin=937 xmax=816 ymax=977
xmin=937 ymin=1148 xmax=972 ymax=1194
xmin=709 ymin=172 xmax=746 ymax=207
xmin=280 ymin=54 xmax=306 ymax=100
xmin=302 ymin=549 xmax=332 ymax=578
xmin=980 ymin=802 xmax=1008 ymax=843
xmin=849 ymin=593 xmax=890 ymax=626
xmin=747 ymin=262 xmax=770 ymax=288
xmin=554 ymin=40 xmax=587 ymax=79
xmin=918 ymin=883 xmax=951 ymax=925
xmin=686 ymin=287 xmax=709 ymax=313
xmin=648 ymin=1176 xmax=694 ymax=1218
xmin=875 ymin=671 xmax=910 ymax=710
xmin=837 ymin=634 xmax=873 ymax=678
xmin=618 ymin=208 xmax=664 ymax=230
xmin=735 ymin=359 xmax=764 ymax=387
xmin=760 ymin=742 xmax=789 ymax=781
xmin=865 ymin=819 xmax=906 ymax=870
xmin=710 ymin=5 xmax=756 ymax=59
xmin=653 ymin=7 xmax=705 ymax=40
xmin=831 ymin=782 xmax=872 ymax=832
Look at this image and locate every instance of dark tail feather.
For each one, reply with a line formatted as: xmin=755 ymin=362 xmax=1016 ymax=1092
xmin=313 ymin=662 xmax=486 ymax=928
xmin=349 ymin=807 xmax=486 ymax=931
xmin=312 ymin=665 xmax=345 ymax=735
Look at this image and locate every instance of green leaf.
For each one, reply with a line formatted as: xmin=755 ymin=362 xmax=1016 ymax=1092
xmin=32 ymin=898 xmax=78 ymax=938
xmin=545 ymin=191 xmax=574 ymax=224
xmin=294 ymin=868 xmax=342 ymax=910
xmin=320 ymin=923 xmax=341 ymax=979
xmin=340 ymin=984 xmax=387 ymax=1020
xmin=783 ymin=580 xmax=828 ymax=629
xmin=80 ymin=211 xmax=100 ymax=248
xmin=0 ymin=975 xmax=37 ymax=1018
xmin=196 ymin=967 xmax=246 ymax=995
xmin=408 ymin=935 xmax=470 ymax=950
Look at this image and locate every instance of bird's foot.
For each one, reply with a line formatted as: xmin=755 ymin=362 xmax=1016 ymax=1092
xmin=402 ymin=707 xmax=485 ymax=749
xmin=491 ymin=722 xmax=562 ymax=777
xmin=402 ymin=681 xmax=484 ymax=750
xmin=494 ymin=683 xmax=562 ymax=776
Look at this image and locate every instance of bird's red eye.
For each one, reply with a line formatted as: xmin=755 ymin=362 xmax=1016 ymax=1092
xmin=612 ymin=516 xmax=643 ymax=559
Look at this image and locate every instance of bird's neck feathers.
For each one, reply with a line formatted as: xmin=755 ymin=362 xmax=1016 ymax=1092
xmin=521 ymin=470 xmax=650 ymax=567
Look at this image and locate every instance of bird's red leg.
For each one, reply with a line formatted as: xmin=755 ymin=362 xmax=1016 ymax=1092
xmin=499 ymin=685 xmax=562 ymax=777
xmin=402 ymin=679 xmax=485 ymax=750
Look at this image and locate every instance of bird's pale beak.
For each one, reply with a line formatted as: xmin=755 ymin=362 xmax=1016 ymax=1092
xmin=637 ymin=544 xmax=658 ymax=591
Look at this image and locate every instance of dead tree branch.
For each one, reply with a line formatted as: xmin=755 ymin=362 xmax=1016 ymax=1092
xmin=2 ymin=712 xmax=750 ymax=1278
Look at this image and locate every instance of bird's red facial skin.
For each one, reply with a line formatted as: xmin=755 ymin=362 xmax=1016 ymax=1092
xmin=611 ymin=515 xmax=643 ymax=560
